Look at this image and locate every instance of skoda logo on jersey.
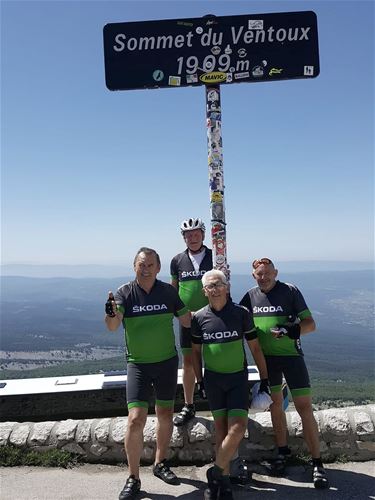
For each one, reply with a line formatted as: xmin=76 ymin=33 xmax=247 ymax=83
xmin=181 ymin=270 xmax=207 ymax=279
xmin=133 ymin=304 xmax=168 ymax=313
xmin=203 ymin=330 xmax=239 ymax=341
xmin=253 ymin=305 xmax=284 ymax=313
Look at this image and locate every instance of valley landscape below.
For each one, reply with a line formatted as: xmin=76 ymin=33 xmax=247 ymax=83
xmin=1 ymin=268 xmax=374 ymax=409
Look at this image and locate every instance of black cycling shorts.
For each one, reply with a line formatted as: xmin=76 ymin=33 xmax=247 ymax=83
xmin=265 ymin=355 xmax=311 ymax=397
xmin=204 ymin=368 xmax=249 ymax=419
xmin=180 ymin=325 xmax=192 ymax=353
xmin=126 ymin=355 xmax=178 ymax=410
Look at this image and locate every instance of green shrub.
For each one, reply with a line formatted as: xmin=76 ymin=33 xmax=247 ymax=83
xmin=0 ymin=445 xmax=82 ymax=467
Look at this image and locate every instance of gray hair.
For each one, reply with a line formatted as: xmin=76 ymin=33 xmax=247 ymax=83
xmin=202 ymin=269 xmax=227 ymax=287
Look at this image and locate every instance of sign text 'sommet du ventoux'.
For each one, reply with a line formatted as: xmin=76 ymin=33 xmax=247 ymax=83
xmin=103 ymin=11 xmax=319 ymax=91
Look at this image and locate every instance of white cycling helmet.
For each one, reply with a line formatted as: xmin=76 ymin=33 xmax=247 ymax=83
xmin=250 ymin=382 xmax=273 ymax=411
xmin=180 ymin=218 xmax=206 ymax=235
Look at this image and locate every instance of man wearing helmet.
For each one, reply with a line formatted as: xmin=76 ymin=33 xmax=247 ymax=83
xmin=170 ymin=218 xmax=213 ymax=426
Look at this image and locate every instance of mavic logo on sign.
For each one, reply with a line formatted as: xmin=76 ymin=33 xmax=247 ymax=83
xmin=253 ymin=306 xmax=283 ymax=313
xmin=181 ymin=270 xmax=207 ymax=278
xmin=200 ymin=72 xmax=227 ymax=84
xmin=133 ymin=304 xmax=168 ymax=313
xmin=203 ymin=330 xmax=239 ymax=341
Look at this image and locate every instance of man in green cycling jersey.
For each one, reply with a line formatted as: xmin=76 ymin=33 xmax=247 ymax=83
xmin=240 ymin=257 xmax=329 ymax=490
xmin=170 ymin=218 xmax=213 ymax=426
xmin=105 ymin=247 xmax=191 ymax=499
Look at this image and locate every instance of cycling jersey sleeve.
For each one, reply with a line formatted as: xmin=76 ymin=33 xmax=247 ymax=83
xmin=170 ymin=256 xmax=178 ymax=281
xmin=289 ymin=284 xmax=311 ymax=319
xmin=241 ymin=307 xmax=258 ymax=340
xmin=114 ymin=287 xmax=126 ymax=314
xmin=239 ymin=292 xmax=251 ymax=312
xmin=170 ymin=286 xmax=188 ymax=316
xmin=191 ymin=313 xmax=202 ymax=344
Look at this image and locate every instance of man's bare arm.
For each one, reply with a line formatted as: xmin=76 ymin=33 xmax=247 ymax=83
xmin=300 ymin=316 xmax=316 ymax=335
xmin=191 ymin=343 xmax=203 ymax=382
xmin=247 ymin=338 xmax=268 ymax=380
xmin=178 ymin=311 xmax=191 ymax=328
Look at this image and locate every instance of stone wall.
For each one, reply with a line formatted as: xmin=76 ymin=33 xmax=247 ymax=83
xmin=1 ymin=405 xmax=374 ymax=463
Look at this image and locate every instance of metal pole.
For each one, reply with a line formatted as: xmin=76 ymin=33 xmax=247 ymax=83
xmin=205 ymin=84 xmax=229 ymax=282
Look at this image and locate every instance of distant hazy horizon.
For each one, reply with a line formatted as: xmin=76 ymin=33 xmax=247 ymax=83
xmin=1 ymin=260 xmax=373 ymax=278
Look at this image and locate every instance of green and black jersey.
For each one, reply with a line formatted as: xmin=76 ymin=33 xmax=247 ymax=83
xmin=191 ymin=301 xmax=257 ymax=374
xmin=114 ymin=279 xmax=188 ymax=364
xmin=170 ymin=246 xmax=213 ymax=311
xmin=240 ymin=281 xmax=312 ymax=357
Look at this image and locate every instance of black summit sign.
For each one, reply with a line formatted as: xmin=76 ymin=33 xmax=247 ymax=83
xmin=103 ymin=11 xmax=319 ymax=91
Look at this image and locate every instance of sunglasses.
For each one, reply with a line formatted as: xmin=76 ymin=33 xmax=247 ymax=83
xmin=252 ymin=258 xmax=273 ymax=269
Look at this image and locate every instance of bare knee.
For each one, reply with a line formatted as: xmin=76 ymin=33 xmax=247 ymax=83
xmin=294 ymin=396 xmax=314 ymax=419
xmin=214 ymin=418 xmax=228 ymax=446
xmin=228 ymin=420 xmax=247 ymax=440
xmin=298 ymin=405 xmax=313 ymax=418
xmin=270 ymin=392 xmax=284 ymax=412
xmin=183 ymin=354 xmax=193 ymax=369
xmin=156 ymin=406 xmax=174 ymax=422
xmin=127 ymin=412 xmax=147 ymax=432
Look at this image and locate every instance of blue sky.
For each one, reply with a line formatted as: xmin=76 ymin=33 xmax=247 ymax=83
xmin=2 ymin=0 xmax=374 ymax=273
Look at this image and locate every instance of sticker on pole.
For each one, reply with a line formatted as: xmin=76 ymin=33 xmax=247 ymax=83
xmin=103 ymin=11 xmax=320 ymax=91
